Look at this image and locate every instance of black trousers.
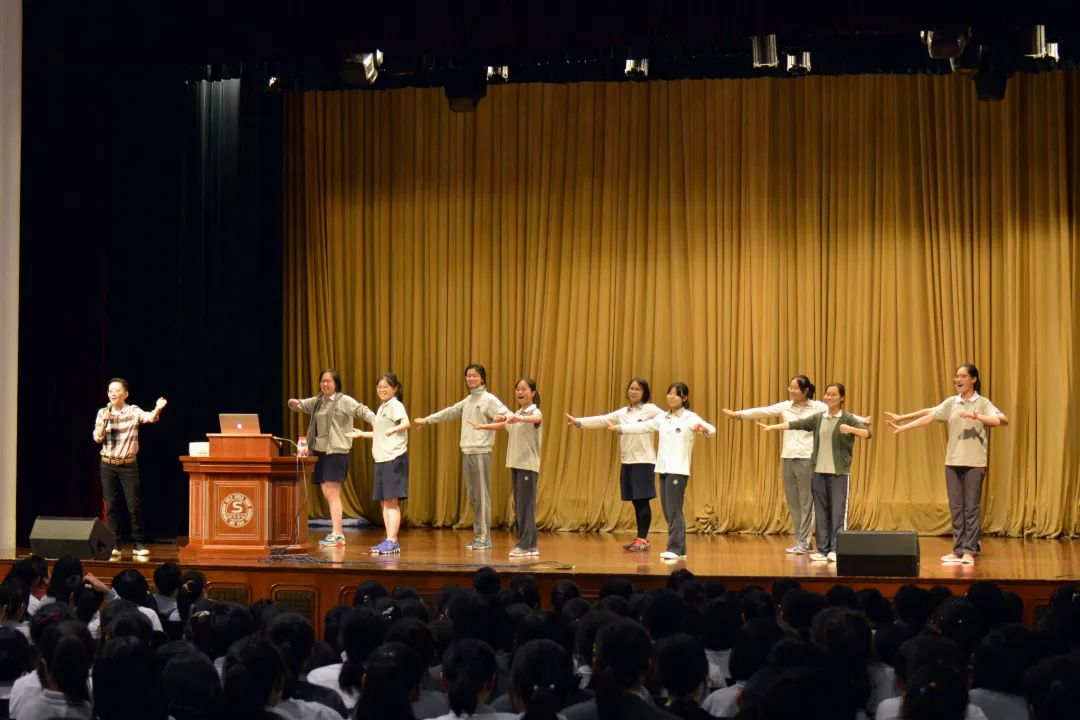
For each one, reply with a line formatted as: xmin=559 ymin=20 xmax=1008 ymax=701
xmin=101 ymin=461 xmax=144 ymax=542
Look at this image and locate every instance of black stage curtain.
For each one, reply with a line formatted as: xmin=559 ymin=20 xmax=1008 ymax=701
xmin=18 ymin=3 xmax=284 ymax=545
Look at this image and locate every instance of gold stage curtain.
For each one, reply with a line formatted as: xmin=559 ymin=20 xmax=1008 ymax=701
xmin=284 ymin=72 xmax=1080 ymax=539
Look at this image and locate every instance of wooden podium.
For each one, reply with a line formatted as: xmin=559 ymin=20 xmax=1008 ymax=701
xmin=179 ymin=434 xmax=314 ymax=559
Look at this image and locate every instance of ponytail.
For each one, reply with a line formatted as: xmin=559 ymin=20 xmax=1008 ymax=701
xmin=791 ymin=375 xmax=816 ymax=400
xmin=38 ymin=620 xmax=93 ymax=705
xmin=442 ymin=638 xmax=496 ymax=716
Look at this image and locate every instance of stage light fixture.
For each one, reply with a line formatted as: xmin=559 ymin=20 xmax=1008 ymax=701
xmin=785 ymin=51 xmax=811 ymax=75
xmin=949 ymin=43 xmax=982 ymax=75
xmin=445 ymin=71 xmax=488 ymax=112
xmin=1022 ymin=25 xmax=1047 ymax=58
xmin=1046 ymin=42 xmax=1060 ymax=62
xmin=624 ymin=58 xmax=649 ymax=80
xmin=920 ymin=29 xmax=969 ymax=60
xmin=340 ymin=50 xmax=384 ymax=86
xmin=751 ymin=35 xmax=779 ymax=68
xmin=486 ymin=65 xmax=510 ymax=83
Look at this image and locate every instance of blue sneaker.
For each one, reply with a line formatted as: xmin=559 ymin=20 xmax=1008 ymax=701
xmin=370 ymin=539 xmax=389 ymax=553
xmin=379 ymin=540 xmax=401 ymax=555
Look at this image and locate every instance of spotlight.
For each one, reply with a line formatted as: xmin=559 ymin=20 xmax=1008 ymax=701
xmin=268 ymin=76 xmax=279 ymax=88
xmin=1046 ymin=42 xmax=1060 ymax=62
xmin=1022 ymin=25 xmax=1047 ymax=58
xmin=486 ymin=65 xmax=510 ymax=83
xmin=784 ymin=51 xmax=811 ymax=75
xmin=921 ymin=29 xmax=969 ymax=60
xmin=624 ymin=58 xmax=649 ymax=80
xmin=751 ymin=35 xmax=779 ymax=68
xmin=340 ymin=50 xmax=383 ymax=86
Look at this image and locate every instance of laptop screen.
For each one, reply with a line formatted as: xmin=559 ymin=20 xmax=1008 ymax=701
xmin=218 ymin=413 xmax=261 ymax=434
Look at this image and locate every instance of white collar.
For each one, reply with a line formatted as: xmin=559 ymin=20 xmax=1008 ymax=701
xmin=518 ymin=403 xmax=537 ymax=414
xmin=954 ymin=392 xmax=980 ymax=404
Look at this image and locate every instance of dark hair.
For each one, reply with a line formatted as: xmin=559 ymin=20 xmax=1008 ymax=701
xmin=626 ymin=377 xmax=652 ymax=405
xmin=221 ymin=637 xmax=283 ymax=720
xmin=0 ymin=625 xmax=30 ymax=681
xmin=894 ymin=633 xmax=969 ymax=684
xmin=511 ymin=639 xmax=574 ymax=720
xmin=339 ymin=606 xmax=389 ymax=695
xmin=184 ymin=601 xmax=254 ymax=660
xmin=667 ymin=382 xmax=691 ymax=410
xmin=265 ymin=612 xmax=314 ymax=697
xmin=46 ymin=555 xmax=84 ymax=600
xmin=4 ymin=556 xmax=46 ymax=593
xmin=153 ymin=562 xmax=182 ymax=596
xmin=319 ymin=368 xmax=342 ymax=393
xmin=464 ymin=363 xmax=487 ymax=385
xmin=973 ymin=623 xmax=1035 ymax=695
xmin=1025 ymin=653 xmax=1080 ymax=720
xmin=958 ymin=363 xmax=982 ymax=394
xmin=354 ymin=580 xmax=389 ymax=608
xmin=354 ymin=642 xmax=422 ymax=720
xmin=781 ymin=590 xmax=826 ymax=639
xmin=0 ymin=578 xmax=28 ymax=622
xmin=101 ymin=602 xmax=154 ymax=645
xmin=574 ymin=610 xmax=618 ymax=672
xmin=655 ymin=633 xmax=708 ymax=698
xmin=699 ymin=597 xmax=741 ymax=651
xmin=893 ymin=584 xmax=934 ymax=627
xmin=729 ymin=617 xmax=786 ymax=682
xmin=825 ymin=382 xmax=846 ymax=406
xmin=739 ymin=587 xmax=777 ymax=621
xmin=771 ymin=578 xmax=802 ymax=605
xmin=378 ymin=372 xmax=404 ymax=402
xmin=516 ymin=377 xmax=540 ymax=409
xmin=903 ymin=661 xmax=968 ymax=720
xmin=857 ymin=588 xmax=895 ymax=628
xmin=442 ymin=638 xmax=497 ymax=715
xmin=790 ymin=375 xmax=816 ymax=400
xmin=93 ymin=636 xmax=167 ymax=720
xmin=175 ymin=570 xmax=206 ymax=625
xmin=38 ymin=620 xmax=93 ymax=704
xmin=809 ymin=606 xmax=872 ymax=714
xmin=932 ymin=598 xmax=988 ymax=657
xmin=108 ymin=377 xmax=129 ymax=391
xmin=593 ymin=619 xmax=652 ymax=720
xmin=967 ymin=581 xmax=1008 ymax=628
xmin=508 ymin=574 xmax=541 ymax=610
xmin=112 ymin=568 xmax=151 ymax=605
xmin=825 ymin=584 xmax=860 ymax=610
xmin=161 ymin=652 xmax=222 ymax=720
xmin=473 ymin=567 xmax=500 ymax=597
xmin=550 ymin=580 xmax=581 ymax=615
xmin=640 ymin=588 xmax=686 ymax=641
xmin=385 ymin=617 xmax=436 ymax=668
xmin=28 ymin=600 xmax=75 ymax=645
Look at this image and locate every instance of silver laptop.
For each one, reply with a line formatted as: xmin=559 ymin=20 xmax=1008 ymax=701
xmin=218 ymin=413 xmax=262 ymax=434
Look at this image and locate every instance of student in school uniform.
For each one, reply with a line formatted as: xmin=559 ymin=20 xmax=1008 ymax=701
xmin=758 ymin=382 xmax=871 ymax=563
xmin=566 ymin=377 xmax=664 ymax=552
xmin=347 ymin=372 xmax=410 ymax=555
xmin=611 ymin=382 xmax=715 ymax=561
xmin=413 ymin=364 xmax=511 ymax=550
xmin=469 ymin=378 xmax=543 ymax=558
xmin=885 ymin=364 xmax=1008 ymax=565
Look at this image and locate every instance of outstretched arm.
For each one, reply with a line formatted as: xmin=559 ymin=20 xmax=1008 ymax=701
xmin=884 ymin=408 xmax=933 ymax=423
xmin=756 ymin=421 xmax=791 ymax=433
xmin=467 ymin=419 xmax=506 ymax=432
xmin=344 ymin=429 xmax=374 ymax=439
xmin=887 ymin=412 xmax=935 ymax=434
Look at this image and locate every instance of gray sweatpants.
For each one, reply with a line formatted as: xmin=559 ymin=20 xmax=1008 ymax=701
xmin=812 ymin=472 xmax=849 ymax=554
xmin=511 ymin=469 xmax=538 ymax=550
xmin=945 ymin=465 xmax=985 ymax=555
xmin=782 ymin=458 xmax=814 ymax=548
xmin=462 ymin=452 xmax=493 ymax=542
xmin=660 ymin=473 xmax=689 ymax=555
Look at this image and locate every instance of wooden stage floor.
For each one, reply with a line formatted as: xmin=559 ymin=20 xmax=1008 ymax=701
xmin=5 ymin=528 xmax=1078 ymax=628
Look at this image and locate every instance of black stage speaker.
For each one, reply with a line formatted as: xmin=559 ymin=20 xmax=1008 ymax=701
xmin=835 ymin=531 xmax=920 ymax=577
xmin=29 ymin=516 xmax=116 ymax=560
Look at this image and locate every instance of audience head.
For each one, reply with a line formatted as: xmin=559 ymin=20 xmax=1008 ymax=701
xmin=550 ymin=580 xmax=581 ymax=615
xmin=655 ymin=633 xmax=708 ymax=701
xmin=902 ymin=661 xmax=968 ymax=720
xmin=221 ymin=636 xmax=284 ymax=720
xmin=0 ymin=625 xmax=30 ymax=681
xmin=442 ymin=638 xmax=498 ymax=716
xmin=354 ymin=641 xmax=424 ymax=720
xmin=509 ymin=638 xmax=575 ymax=720
xmin=93 ymin=636 xmax=167 ymax=720
xmin=161 ymin=651 xmax=222 ymax=720
xmin=153 ymin=561 xmax=183 ymax=597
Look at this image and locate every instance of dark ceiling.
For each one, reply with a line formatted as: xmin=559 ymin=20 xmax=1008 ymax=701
xmin=28 ymin=0 xmax=1079 ymax=91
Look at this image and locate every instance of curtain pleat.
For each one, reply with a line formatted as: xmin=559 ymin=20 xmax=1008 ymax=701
xmin=284 ymin=72 xmax=1080 ymax=538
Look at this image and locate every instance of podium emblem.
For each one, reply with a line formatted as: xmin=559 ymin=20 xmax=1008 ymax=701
xmin=220 ymin=492 xmax=255 ymax=528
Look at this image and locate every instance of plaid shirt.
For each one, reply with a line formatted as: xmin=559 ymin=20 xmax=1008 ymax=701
xmin=93 ymin=404 xmax=157 ymax=460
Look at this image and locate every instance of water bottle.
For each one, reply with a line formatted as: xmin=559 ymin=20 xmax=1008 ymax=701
xmin=296 ymin=436 xmax=308 ymax=457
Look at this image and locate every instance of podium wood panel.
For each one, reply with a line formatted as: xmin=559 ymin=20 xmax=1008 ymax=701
xmin=180 ymin=455 xmax=315 ymax=559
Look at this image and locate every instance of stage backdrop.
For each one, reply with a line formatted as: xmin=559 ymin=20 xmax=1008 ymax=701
xmin=284 ymin=72 xmax=1080 ymax=539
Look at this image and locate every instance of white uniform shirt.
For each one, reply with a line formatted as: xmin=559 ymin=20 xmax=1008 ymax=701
xmin=735 ymin=400 xmax=827 ymax=459
xmin=576 ymin=403 xmax=664 ymax=464
xmin=618 ymin=408 xmax=716 ymax=476
xmin=358 ymin=397 xmax=409 ymax=462
xmin=505 ymin=404 xmax=542 ymax=472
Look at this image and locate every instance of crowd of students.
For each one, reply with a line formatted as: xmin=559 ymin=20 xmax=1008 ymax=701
xmin=2 ymin=555 xmax=1078 ymax=720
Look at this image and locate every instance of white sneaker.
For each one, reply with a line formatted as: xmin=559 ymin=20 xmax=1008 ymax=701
xmin=826 ymin=551 xmax=837 ymax=562
xmin=509 ymin=547 xmax=530 ymax=558
xmin=133 ymin=543 xmax=150 ymax=557
xmin=809 ymin=552 xmax=829 ymax=562
xmin=110 ymin=548 xmax=121 ymax=558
